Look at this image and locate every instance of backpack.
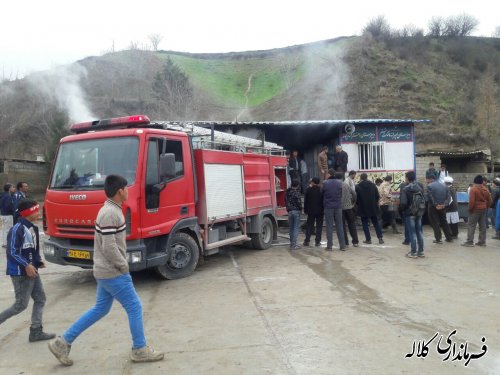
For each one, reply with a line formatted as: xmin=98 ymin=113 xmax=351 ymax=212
xmin=409 ymin=190 xmax=426 ymax=216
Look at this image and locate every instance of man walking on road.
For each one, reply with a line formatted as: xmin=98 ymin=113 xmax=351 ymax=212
xmin=0 ymin=199 xmax=55 ymax=342
xmin=48 ymin=175 xmax=164 ymax=366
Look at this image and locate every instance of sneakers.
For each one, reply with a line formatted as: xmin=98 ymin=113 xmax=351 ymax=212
xmin=314 ymin=242 xmax=321 ymax=247
xmin=461 ymin=241 xmax=475 ymax=247
xmin=406 ymin=252 xmax=417 ymax=259
xmin=290 ymin=245 xmax=301 ymax=250
xmin=445 ymin=238 xmax=453 ymax=243
xmin=29 ymin=326 xmax=56 ymax=342
xmin=433 ymin=240 xmax=443 ymax=244
xmin=363 ymin=240 xmax=372 ymax=244
xmin=417 ymin=253 xmax=425 ymax=258
xmin=302 ymin=241 xmax=310 ymax=247
xmin=325 ymin=247 xmax=333 ymax=251
xmin=378 ymin=238 xmax=384 ymax=244
xmin=130 ymin=345 xmax=164 ymax=363
xmin=48 ymin=336 xmax=73 ymax=366
xmin=353 ymin=243 xmax=359 ymax=247
xmin=339 ymin=247 xmax=347 ymax=251
xmin=475 ymin=242 xmax=486 ymax=247
xmin=402 ymin=241 xmax=410 ymax=245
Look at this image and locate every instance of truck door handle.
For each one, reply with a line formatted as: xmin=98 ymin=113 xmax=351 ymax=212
xmin=180 ymin=206 xmax=188 ymax=215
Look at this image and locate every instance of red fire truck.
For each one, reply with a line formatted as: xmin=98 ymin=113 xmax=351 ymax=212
xmin=42 ymin=115 xmax=288 ymax=279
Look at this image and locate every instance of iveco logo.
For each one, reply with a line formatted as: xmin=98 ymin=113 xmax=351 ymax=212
xmin=69 ymin=194 xmax=87 ymax=201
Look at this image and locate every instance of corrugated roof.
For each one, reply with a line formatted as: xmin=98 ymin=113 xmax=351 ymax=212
xmin=157 ymin=119 xmax=431 ymax=127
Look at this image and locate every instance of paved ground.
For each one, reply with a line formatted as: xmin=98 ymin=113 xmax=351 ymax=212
xmin=0 ymin=224 xmax=499 ymax=375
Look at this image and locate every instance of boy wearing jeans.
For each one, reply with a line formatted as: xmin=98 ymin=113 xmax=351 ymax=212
xmin=0 ymin=199 xmax=55 ymax=342
xmin=48 ymin=175 xmax=163 ymax=366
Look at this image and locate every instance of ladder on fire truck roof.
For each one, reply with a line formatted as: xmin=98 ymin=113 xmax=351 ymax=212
xmin=151 ymin=121 xmax=284 ymax=154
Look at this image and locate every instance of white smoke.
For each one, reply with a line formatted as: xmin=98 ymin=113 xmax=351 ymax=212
xmin=28 ymin=63 xmax=96 ymax=122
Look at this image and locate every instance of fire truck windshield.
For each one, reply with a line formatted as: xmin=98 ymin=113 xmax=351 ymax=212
xmin=50 ymin=137 xmax=139 ymax=190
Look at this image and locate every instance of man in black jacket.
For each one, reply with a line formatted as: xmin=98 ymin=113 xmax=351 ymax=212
xmin=303 ymin=177 xmax=323 ymax=247
xmin=356 ymin=173 xmax=384 ymax=244
xmin=285 ymin=179 xmax=303 ymax=250
xmin=400 ymin=171 xmax=425 ymax=258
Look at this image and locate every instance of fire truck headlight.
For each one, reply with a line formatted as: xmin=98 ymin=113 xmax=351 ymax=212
xmin=127 ymin=251 xmax=142 ymax=264
xmin=43 ymin=243 xmax=55 ymax=257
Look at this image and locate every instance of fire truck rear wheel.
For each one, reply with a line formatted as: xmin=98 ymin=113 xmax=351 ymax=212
xmin=251 ymin=216 xmax=274 ymax=250
xmin=155 ymin=232 xmax=200 ymax=280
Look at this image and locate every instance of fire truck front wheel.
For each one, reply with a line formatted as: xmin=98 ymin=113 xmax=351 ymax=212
xmin=251 ymin=216 xmax=274 ymax=250
xmin=155 ymin=232 xmax=200 ymax=280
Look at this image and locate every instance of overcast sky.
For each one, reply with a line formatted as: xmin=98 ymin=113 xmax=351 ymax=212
xmin=1 ymin=0 xmax=498 ymax=78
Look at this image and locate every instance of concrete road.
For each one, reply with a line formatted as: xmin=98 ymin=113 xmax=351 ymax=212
xmin=0 ymin=226 xmax=499 ymax=375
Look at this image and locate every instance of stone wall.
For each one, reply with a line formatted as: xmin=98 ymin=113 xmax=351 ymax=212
xmin=415 ymin=156 xmax=495 ymax=191
xmin=0 ymin=160 xmax=49 ymax=195
xmin=415 ymin=155 xmax=441 ymax=183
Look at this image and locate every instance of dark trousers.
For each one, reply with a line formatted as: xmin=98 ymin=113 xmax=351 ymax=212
xmin=428 ymin=205 xmax=452 ymax=241
xmin=0 ymin=276 xmax=46 ymax=328
xmin=361 ymin=216 xmax=383 ymax=241
xmin=343 ymin=208 xmax=359 ymax=245
xmin=304 ymin=213 xmax=323 ymax=245
xmin=301 ymin=173 xmax=310 ymax=194
xmin=380 ymin=205 xmax=397 ymax=231
xmin=449 ymin=223 xmax=459 ymax=237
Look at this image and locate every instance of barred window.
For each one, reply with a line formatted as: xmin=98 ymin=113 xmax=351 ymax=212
xmin=358 ymin=142 xmax=385 ymax=170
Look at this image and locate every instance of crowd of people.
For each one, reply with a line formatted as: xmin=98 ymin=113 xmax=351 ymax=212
xmin=285 ymin=158 xmax=500 ymax=259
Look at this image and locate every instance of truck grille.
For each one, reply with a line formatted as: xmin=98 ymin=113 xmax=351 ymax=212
xmin=57 ymin=224 xmax=95 ymax=236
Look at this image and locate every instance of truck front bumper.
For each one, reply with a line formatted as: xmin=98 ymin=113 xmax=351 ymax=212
xmin=43 ymin=237 xmax=150 ymax=272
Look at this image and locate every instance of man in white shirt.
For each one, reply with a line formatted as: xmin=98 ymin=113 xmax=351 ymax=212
xmin=438 ymin=163 xmax=449 ymax=184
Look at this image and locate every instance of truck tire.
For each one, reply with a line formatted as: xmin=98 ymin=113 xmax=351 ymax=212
xmin=251 ymin=216 xmax=274 ymax=250
xmin=155 ymin=232 xmax=200 ymax=280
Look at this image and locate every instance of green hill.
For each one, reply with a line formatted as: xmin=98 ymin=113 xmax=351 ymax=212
xmin=0 ymin=36 xmax=499 ymax=161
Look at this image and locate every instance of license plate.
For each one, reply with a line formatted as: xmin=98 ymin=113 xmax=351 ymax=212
xmin=66 ymin=250 xmax=91 ymax=260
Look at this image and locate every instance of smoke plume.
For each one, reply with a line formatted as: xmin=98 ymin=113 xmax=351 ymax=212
xmin=28 ymin=63 xmax=96 ymax=122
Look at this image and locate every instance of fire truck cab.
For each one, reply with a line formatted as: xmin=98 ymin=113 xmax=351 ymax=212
xmin=42 ymin=115 xmax=288 ymax=279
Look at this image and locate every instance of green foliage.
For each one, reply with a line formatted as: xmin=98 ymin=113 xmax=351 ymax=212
xmin=152 ymin=57 xmax=193 ymax=115
xmin=163 ymin=54 xmax=304 ymax=107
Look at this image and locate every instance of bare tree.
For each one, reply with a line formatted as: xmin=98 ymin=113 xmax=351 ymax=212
xmin=128 ymin=41 xmax=140 ymax=50
xmin=148 ymin=33 xmax=163 ymax=51
xmin=395 ymin=24 xmax=424 ymax=38
xmin=476 ymin=65 xmax=500 ymax=174
xmin=443 ymin=14 xmax=479 ymax=37
xmin=428 ymin=17 xmax=445 ymax=37
xmin=363 ymin=15 xmax=391 ymax=40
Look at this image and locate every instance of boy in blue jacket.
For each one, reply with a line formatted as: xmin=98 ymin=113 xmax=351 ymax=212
xmin=0 ymin=199 xmax=55 ymax=342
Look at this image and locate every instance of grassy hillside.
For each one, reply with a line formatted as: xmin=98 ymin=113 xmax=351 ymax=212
xmin=0 ymin=36 xmax=499 ymax=160
xmin=166 ymin=53 xmax=306 ymax=107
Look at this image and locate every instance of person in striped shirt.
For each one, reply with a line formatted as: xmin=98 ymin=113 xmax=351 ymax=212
xmin=49 ymin=175 xmax=164 ymax=366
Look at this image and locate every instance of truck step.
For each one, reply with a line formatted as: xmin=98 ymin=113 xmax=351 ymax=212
xmin=205 ymin=235 xmax=251 ymax=250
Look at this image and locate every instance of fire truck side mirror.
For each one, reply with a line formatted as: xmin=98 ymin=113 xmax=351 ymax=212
xmin=159 ymin=153 xmax=176 ymax=182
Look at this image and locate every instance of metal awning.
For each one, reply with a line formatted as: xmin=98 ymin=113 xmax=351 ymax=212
xmin=161 ymin=119 xmax=431 ymax=127
xmin=416 ymin=150 xmax=490 ymax=159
